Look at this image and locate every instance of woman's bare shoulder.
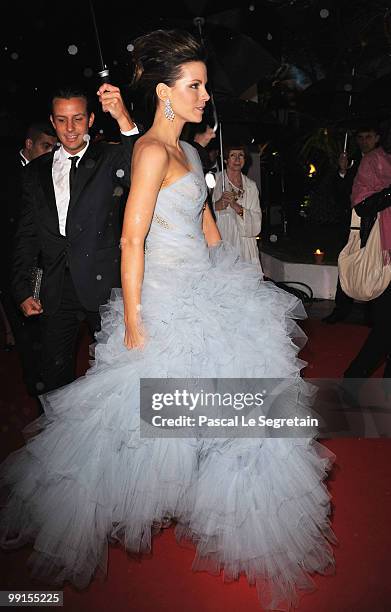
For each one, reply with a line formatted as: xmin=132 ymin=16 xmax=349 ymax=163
xmin=134 ymin=135 xmax=169 ymax=163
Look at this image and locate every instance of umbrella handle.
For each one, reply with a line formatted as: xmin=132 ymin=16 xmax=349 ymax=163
xmin=343 ymin=131 xmax=348 ymax=154
xmin=343 ymin=66 xmax=355 ymax=153
xmin=98 ymin=67 xmax=110 ymax=84
xmin=193 ymin=18 xmax=219 ymax=133
xmin=89 ymin=0 xmax=108 ymax=79
xmin=219 ymin=123 xmax=225 ymax=191
xmin=210 ymin=93 xmax=219 ymax=132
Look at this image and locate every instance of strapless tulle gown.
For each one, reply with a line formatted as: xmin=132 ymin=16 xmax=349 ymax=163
xmin=0 ymin=141 xmax=336 ymax=610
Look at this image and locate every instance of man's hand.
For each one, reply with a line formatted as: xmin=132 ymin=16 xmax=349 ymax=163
xmin=194 ymin=126 xmax=216 ymax=148
xmin=97 ymin=83 xmax=135 ymax=132
xmin=338 ymin=152 xmax=349 ymax=175
xmin=20 ymin=296 xmax=43 ymax=317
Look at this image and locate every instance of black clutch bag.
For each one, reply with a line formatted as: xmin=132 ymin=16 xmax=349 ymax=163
xmin=29 ymin=266 xmax=43 ymax=300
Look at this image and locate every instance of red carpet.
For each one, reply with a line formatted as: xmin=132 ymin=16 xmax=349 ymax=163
xmin=1 ymin=317 xmax=390 ymax=611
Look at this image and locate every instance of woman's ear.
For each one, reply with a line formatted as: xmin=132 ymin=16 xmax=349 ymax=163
xmin=156 ymin=83 xmax=170 ymax=103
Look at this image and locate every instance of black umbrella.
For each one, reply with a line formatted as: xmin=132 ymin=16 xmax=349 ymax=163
xmin=211 ymin=121 xmax=284 ymax=146
xmin=355 ymin=72 xmax=391 ymax=116
xmin=294 ymin=73 xmax=373 ymax=123
xmin=207 ymin=97 xmax=264 ymax=123
xmin=197 ymin=94 xmax=286 ymax=146
xmin=200 ymin=22 xmax=279 ymax=98
xmin=145 ymin=15 xmax=279 ymax=99
xmin=333 ymin=111 xmax=391 ymax=130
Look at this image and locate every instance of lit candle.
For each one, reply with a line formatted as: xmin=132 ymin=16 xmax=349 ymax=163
xmin=313 ymin=248 xmax=325 ymax=264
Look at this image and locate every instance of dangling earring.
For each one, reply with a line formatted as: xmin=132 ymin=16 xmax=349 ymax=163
xmin=164 ymin=98 xmax=175 ymax=121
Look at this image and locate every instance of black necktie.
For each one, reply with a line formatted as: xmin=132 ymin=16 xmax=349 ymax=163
xmin=68 ymin=155 xmax=80 ymax=194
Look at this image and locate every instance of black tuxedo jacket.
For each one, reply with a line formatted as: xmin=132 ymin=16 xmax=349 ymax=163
xmin=334 ymin=156 xmax=362 ymax=213
xmin=0 ymin=151 xmax=25 ymax=292
xmin=12 ymin=135 xmax=137 ymax=314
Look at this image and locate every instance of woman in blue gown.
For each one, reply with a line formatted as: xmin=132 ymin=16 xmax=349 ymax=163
xmin=0 ymin=29 xmax=336 ymax=610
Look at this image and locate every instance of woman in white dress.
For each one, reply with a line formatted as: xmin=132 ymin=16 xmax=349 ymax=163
xmin=0 ymin=29 xmax=336 ymax=610
xmin=213 ymin=145 xmax=263 ymax=270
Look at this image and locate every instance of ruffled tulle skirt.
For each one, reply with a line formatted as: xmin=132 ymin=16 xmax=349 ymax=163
xmin=0 ymin=243 xmax=336 ymax=610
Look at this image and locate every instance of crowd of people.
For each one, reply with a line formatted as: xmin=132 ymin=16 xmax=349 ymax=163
xmin=0 ymin=25 xmax=390 ymax=611
xmin=3 ymin=118 xmax=390 ymax=390
xmin=0 ymin=102 xmax=266 ymax=396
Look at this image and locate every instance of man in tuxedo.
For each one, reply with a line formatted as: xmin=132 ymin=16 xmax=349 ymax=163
xmin=186 ymin=122 xmax=217 ymax=218
xmin=12 ymin=83 xmax=138 ymax=394
xmin=0 ymin=121 xmax=57 ymax=395
xmin=19 ymin=121 xmax=59 ymax=166
xmin=189 ymin=122 xmax=217 ymax=173
xmin=2 ymin=120 xmax=58 ymax=294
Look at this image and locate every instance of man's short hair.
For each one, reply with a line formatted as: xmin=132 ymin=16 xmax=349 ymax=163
xmin=355 ymin=124 xmax=380 ymax=135
xmin=50 ymin=85 xmax=94 ymax=115
xmin=26 ymin=120 xmax=56 ymax=141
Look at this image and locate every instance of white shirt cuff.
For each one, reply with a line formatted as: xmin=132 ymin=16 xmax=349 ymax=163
xmin=121 ymin=125 xmax=139 ymax=136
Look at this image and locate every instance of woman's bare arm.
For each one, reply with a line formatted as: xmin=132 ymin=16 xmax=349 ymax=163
xmin=121 ymin=140 xmax=168 ymax=349
xmin=202 ymin=203 xmax=222 ymax=246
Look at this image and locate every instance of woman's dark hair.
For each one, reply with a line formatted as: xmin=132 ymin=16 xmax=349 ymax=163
xmin=131 ymin=29 xmax=206 ymax=115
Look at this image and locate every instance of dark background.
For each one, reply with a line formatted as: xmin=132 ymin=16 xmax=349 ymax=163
xmin=2 ymin=0 xmax=391 ymax=236
xmin=2 ymin=0 xmax=391 ymax=141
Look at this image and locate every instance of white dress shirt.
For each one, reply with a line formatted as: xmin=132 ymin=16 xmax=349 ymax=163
xmin=52 ymin=127 xmax=138 ymax=236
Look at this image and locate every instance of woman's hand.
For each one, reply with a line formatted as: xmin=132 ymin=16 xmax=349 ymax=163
xmin=230 ymin=201 xmax=244 ymax=217
xmin=215 ymin=191 xmax=235 ymax=211
xmin=124 ymin=316 xmax=146 ymax=350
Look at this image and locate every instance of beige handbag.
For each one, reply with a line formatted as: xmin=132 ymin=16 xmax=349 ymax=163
xmin=338 ymin=208 xmax=391 ymax=301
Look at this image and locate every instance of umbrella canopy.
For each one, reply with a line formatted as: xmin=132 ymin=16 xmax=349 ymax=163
xmin=294 ymin=73 xmax=373 ymax=122
xmin=201 ymin=23 xmax=279 ymax=98
xmin=200 ymin=100 xmax=287 ymax=150
xmin=354 ymin=72 xmax=391 ymax=116
xmin=200 ymin=95 xmax=285 ymax=144
xmin=209 ymin=97 xmax=265 ymax=123
xmin=333 ymin=111 xmax=391 ymax=130
xmin=143 ymin=15 xmax=280 ymax=99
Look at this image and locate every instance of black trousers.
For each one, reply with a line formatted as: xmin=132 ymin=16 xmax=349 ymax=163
xmin=39 ymin=270 xmax=100 ymax=394
xmin=334 ymin=277 xmax=354 ymax=313
xmin=344 ymin=282 xmax=391 ymax=378
xmin=1 ymin=288 xmax=42 ymax=396
xmin=334 ymin=277 xmax=372 ymax=324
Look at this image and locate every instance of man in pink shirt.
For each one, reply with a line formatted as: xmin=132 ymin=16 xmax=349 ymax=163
xmin=343 ymin=139 xmax=391 ymax=383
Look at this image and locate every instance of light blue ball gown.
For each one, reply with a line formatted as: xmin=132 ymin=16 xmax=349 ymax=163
xmin=0 ymin=142 xmax=336 ymax=610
